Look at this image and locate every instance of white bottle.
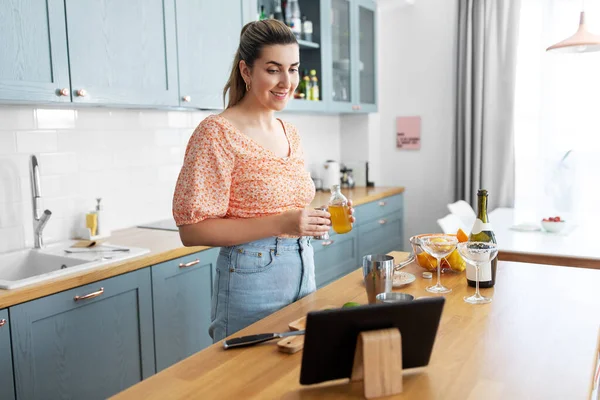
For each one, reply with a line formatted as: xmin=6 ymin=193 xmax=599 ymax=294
xmin=95 ymin=197 xmax=111 ymax=237
xmin=287 ymin=0 xmax=302 ymax=38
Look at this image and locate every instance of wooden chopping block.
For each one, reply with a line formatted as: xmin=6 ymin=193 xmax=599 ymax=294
xmin=277 ymin=305 xmax=337 ymax=354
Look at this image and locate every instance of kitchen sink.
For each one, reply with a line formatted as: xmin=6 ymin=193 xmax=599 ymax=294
xmin=0 ymin=241 xmax=150 ymax=290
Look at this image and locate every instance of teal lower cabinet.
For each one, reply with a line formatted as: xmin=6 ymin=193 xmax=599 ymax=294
xmin=314 ymin=229 xmax=359 ymax=288
xmin=314 ymin=193 xmax=405 ymax=286
xmin=358 ymin=211 xmax=404 ymax=256
xmin=152 ymin=247 xmax=219 ymax=372
xmin=0 ymin=309 xmax=15 ymax=400
xmin=10 ymin=269 xmax=155 ymax=400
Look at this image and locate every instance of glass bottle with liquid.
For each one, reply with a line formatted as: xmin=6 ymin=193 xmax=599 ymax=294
xmin=468 ymin=189 xmax=497 ymax=288
xmin=328 ymin=184 xmax=352 ymax=234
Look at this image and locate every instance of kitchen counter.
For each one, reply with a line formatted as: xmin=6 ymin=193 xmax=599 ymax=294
xmin=0 ymin=186 xmax=404 ymax=309
xmin=112 ymin=252 xmax=600 ymax=400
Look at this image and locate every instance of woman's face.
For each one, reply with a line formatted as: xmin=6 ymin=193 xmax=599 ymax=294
xmin=241 ymin=44 xmax=300 ymax=111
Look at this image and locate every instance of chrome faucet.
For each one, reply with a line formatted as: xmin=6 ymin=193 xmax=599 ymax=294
xmin=30 ymin=155 xmax=52 ymax=248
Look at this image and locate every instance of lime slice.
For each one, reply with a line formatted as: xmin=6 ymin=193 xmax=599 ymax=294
xmin=342 ymin=301 xmax=361 ymax=308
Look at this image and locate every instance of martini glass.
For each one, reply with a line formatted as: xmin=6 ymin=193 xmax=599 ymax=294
xmin=420 ymin=235 xmax=458 ymax=294
xmin=457 ymin=242 xmax=498 ymax=304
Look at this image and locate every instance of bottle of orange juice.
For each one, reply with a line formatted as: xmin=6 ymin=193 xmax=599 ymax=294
xmin=328 ymin=184 xmax=352 ymax=234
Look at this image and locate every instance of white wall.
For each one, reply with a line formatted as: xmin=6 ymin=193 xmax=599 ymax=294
xmin=0 ymin=106 xmax=340 ymax=253
xmin=378 ymin=0 xmax=458 ymax=246
xmin=341 ymin=0 xmax=459 ymax=249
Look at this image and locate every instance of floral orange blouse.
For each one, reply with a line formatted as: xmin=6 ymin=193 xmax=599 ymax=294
xmin=173 ymin=114 xmax=315 ymax=226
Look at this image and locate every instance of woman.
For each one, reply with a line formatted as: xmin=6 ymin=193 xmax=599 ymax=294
xmin=173 ymin=19 xmax=354 ymax=342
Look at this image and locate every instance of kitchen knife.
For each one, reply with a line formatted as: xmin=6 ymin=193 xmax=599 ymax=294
xmin=223 ymin=330 xmax=305 ymax=349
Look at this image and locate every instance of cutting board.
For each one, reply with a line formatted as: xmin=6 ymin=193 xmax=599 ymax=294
xmin=277 ymin=305 xmax=337 ymax=354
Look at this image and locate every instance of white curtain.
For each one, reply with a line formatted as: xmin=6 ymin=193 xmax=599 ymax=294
xmin=514 ymin=0 xmax=600 ymax=225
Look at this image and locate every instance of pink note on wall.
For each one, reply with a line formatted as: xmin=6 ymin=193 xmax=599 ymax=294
xmin=396 ymin=116 xmax=421 ymax=150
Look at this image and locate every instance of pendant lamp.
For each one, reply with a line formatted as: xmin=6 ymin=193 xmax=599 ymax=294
xmin=546 ymin=2 xmax=600 ymax=53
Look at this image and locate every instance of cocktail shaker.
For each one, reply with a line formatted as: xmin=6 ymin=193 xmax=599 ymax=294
xmin=362 ymin=254 xmax=394 ymax=304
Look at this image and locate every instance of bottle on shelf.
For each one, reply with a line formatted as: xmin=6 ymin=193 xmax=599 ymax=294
xmin=286 ymin=0 xmax=302 ymax=39
xmin=302 ymin=16 xmax=313 ymax=42
xmin=258 ymin=5 xmax=267 ymax=21
xmin=328 ymin=184 xmax=353 ymax=234
xmin=309 ymin=69 xmax=320 ymax=101
xmin=301 ymin=70 xmax=311 ymax=100
xmin=467 ymin=189 xmax=497 ymax=288
xmin=282 ymin=0 xmax=288 ymax=25
xmin=273 ymin=0 xmax=284 ymax=22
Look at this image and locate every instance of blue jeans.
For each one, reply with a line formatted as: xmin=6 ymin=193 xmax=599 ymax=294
xmin=209 ymin=237 xmax=316 ymax=342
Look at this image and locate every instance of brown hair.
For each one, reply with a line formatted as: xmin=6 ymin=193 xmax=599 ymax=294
xmin=223 ymin=19 xmax=298 ymax=109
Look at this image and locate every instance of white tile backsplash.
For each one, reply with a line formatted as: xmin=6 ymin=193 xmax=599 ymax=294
xmin=16 ymin=130 xmax=58 ymax=153
xmin=0 ymin=131 xmax=16 ymax=154
xmin=36 ymin=109 xmax=76 ymax=129
xmin=0 ymin=106 xmax=341 ymax=253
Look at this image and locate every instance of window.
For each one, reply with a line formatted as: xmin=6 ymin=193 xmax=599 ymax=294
xmin=514 ymin=0 xmax=600 ymax=224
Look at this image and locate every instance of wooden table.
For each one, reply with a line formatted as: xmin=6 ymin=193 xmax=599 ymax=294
xmin=112 ymin=252 xmax=600 ymax=399
xmin=491 ymin=208 xmax=600 ymax=269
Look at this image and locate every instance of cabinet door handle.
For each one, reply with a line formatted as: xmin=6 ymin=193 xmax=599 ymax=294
xmin=182 ymin=95 xmax=192 ymax=102
xmin=0 ymin=319 xmax=6 ymax=327
xmin=378 ymin=201 xmax=387 ymax=207
xmin=378 ymin=219 xmax=387 ymax=225
xmin=58 ymin=88 xmax=69 ymax=96
xmin=321 ymin=240 xmax=335 ymax=246
xmin=76 ymin=89 xmax=87 ymax=97
xmin=179 ymin=259 xmax=200 ymax=268
xmin=74 ymin=287 xmax=104 ymax=302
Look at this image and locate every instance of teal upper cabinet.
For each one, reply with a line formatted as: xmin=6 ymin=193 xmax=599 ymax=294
xmin=325 ymin=0 xmax=354 ymax=113
xmin=323 ymin=0 xmax=377 ymax=113
xmin=355 ymin=0 xmax=377 ymax=112
xmin=0 ymin=309 xmax=15 ymax=400
xmin=0 ymin=0 xmax=71 ymax=103
xmin=176 ymin=1 xmax=242 ymax=109
xmin=10 ymin=269 xmax=155 ymax=400
xmin=152 ymin=248 xmax=219 ymax=372
xmin=64 ymin=0 xmax=179 ymax=106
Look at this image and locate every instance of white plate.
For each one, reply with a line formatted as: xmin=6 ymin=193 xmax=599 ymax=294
xmin=510 ymin=223 xmax=541 ymax=232
xmin=393 ymin=271 xmax=416 ymax=288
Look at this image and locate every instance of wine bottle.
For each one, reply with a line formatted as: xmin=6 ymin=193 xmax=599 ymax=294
xmin=467 ymin=189 xmax=497 ymax=288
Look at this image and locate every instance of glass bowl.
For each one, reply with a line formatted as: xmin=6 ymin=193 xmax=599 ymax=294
xmin=409 ymin=233 xmax=466 ymax=273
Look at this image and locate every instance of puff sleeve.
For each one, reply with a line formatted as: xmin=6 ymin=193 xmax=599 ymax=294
xmin=172 ymin=120 xmax=235 ymax=225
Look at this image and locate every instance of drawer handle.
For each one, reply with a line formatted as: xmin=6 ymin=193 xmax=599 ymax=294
xmin=378 ymin=201 xmax=387 ymax=207
xmin=179 ymin=259 xmax=200 ymax=268
xmin=378 ymin=219 xmax=387 ymax=225
xmin=74 ymin=287 xmax=104 ymax=302
xmin=321 ymin=240 xmax=335 ymax=247
xmin=0 ymin=319 xmax=6 ymax=327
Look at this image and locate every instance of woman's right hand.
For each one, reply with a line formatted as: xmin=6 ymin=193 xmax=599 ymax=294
xmin=279 ymin=208 xmax=331 ymax=237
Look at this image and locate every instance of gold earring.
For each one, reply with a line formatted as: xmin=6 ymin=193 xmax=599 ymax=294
xmin=246 ymin=82 xmax=250 ymax=92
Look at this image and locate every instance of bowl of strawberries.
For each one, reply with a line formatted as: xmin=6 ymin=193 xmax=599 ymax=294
xmin=541 ymin=216 xmax=566 ymax=233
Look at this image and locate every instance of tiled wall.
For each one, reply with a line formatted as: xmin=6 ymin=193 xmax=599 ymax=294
xmin=0 ymin=106 xmax=341 ymax=253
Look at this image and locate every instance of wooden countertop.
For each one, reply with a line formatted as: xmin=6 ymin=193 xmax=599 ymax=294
xmin=112 ymin=252 xmax=600 ymax=400
xmin=0 ymin=187 xmax=404 ymax=309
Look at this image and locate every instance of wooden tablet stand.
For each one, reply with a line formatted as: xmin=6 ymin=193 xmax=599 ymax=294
xmin=351 ymin=328 xmax=403 ymax=399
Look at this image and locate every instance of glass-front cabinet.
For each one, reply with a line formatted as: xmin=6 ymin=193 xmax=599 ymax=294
xmin=329 ymin=0 xmax=354 ymax=112
xmin=356 ymin=0 xmax=377 ymax=112
xmin=323 ymin=0 xmax=376 ymax=113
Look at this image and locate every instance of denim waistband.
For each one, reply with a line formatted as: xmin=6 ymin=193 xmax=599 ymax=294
xmin=225 ymin=236 xmax=311 ymax=253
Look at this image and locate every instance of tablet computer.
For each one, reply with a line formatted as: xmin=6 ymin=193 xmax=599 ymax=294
xmin=299 ymin=296 xmax=445 ymax=385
